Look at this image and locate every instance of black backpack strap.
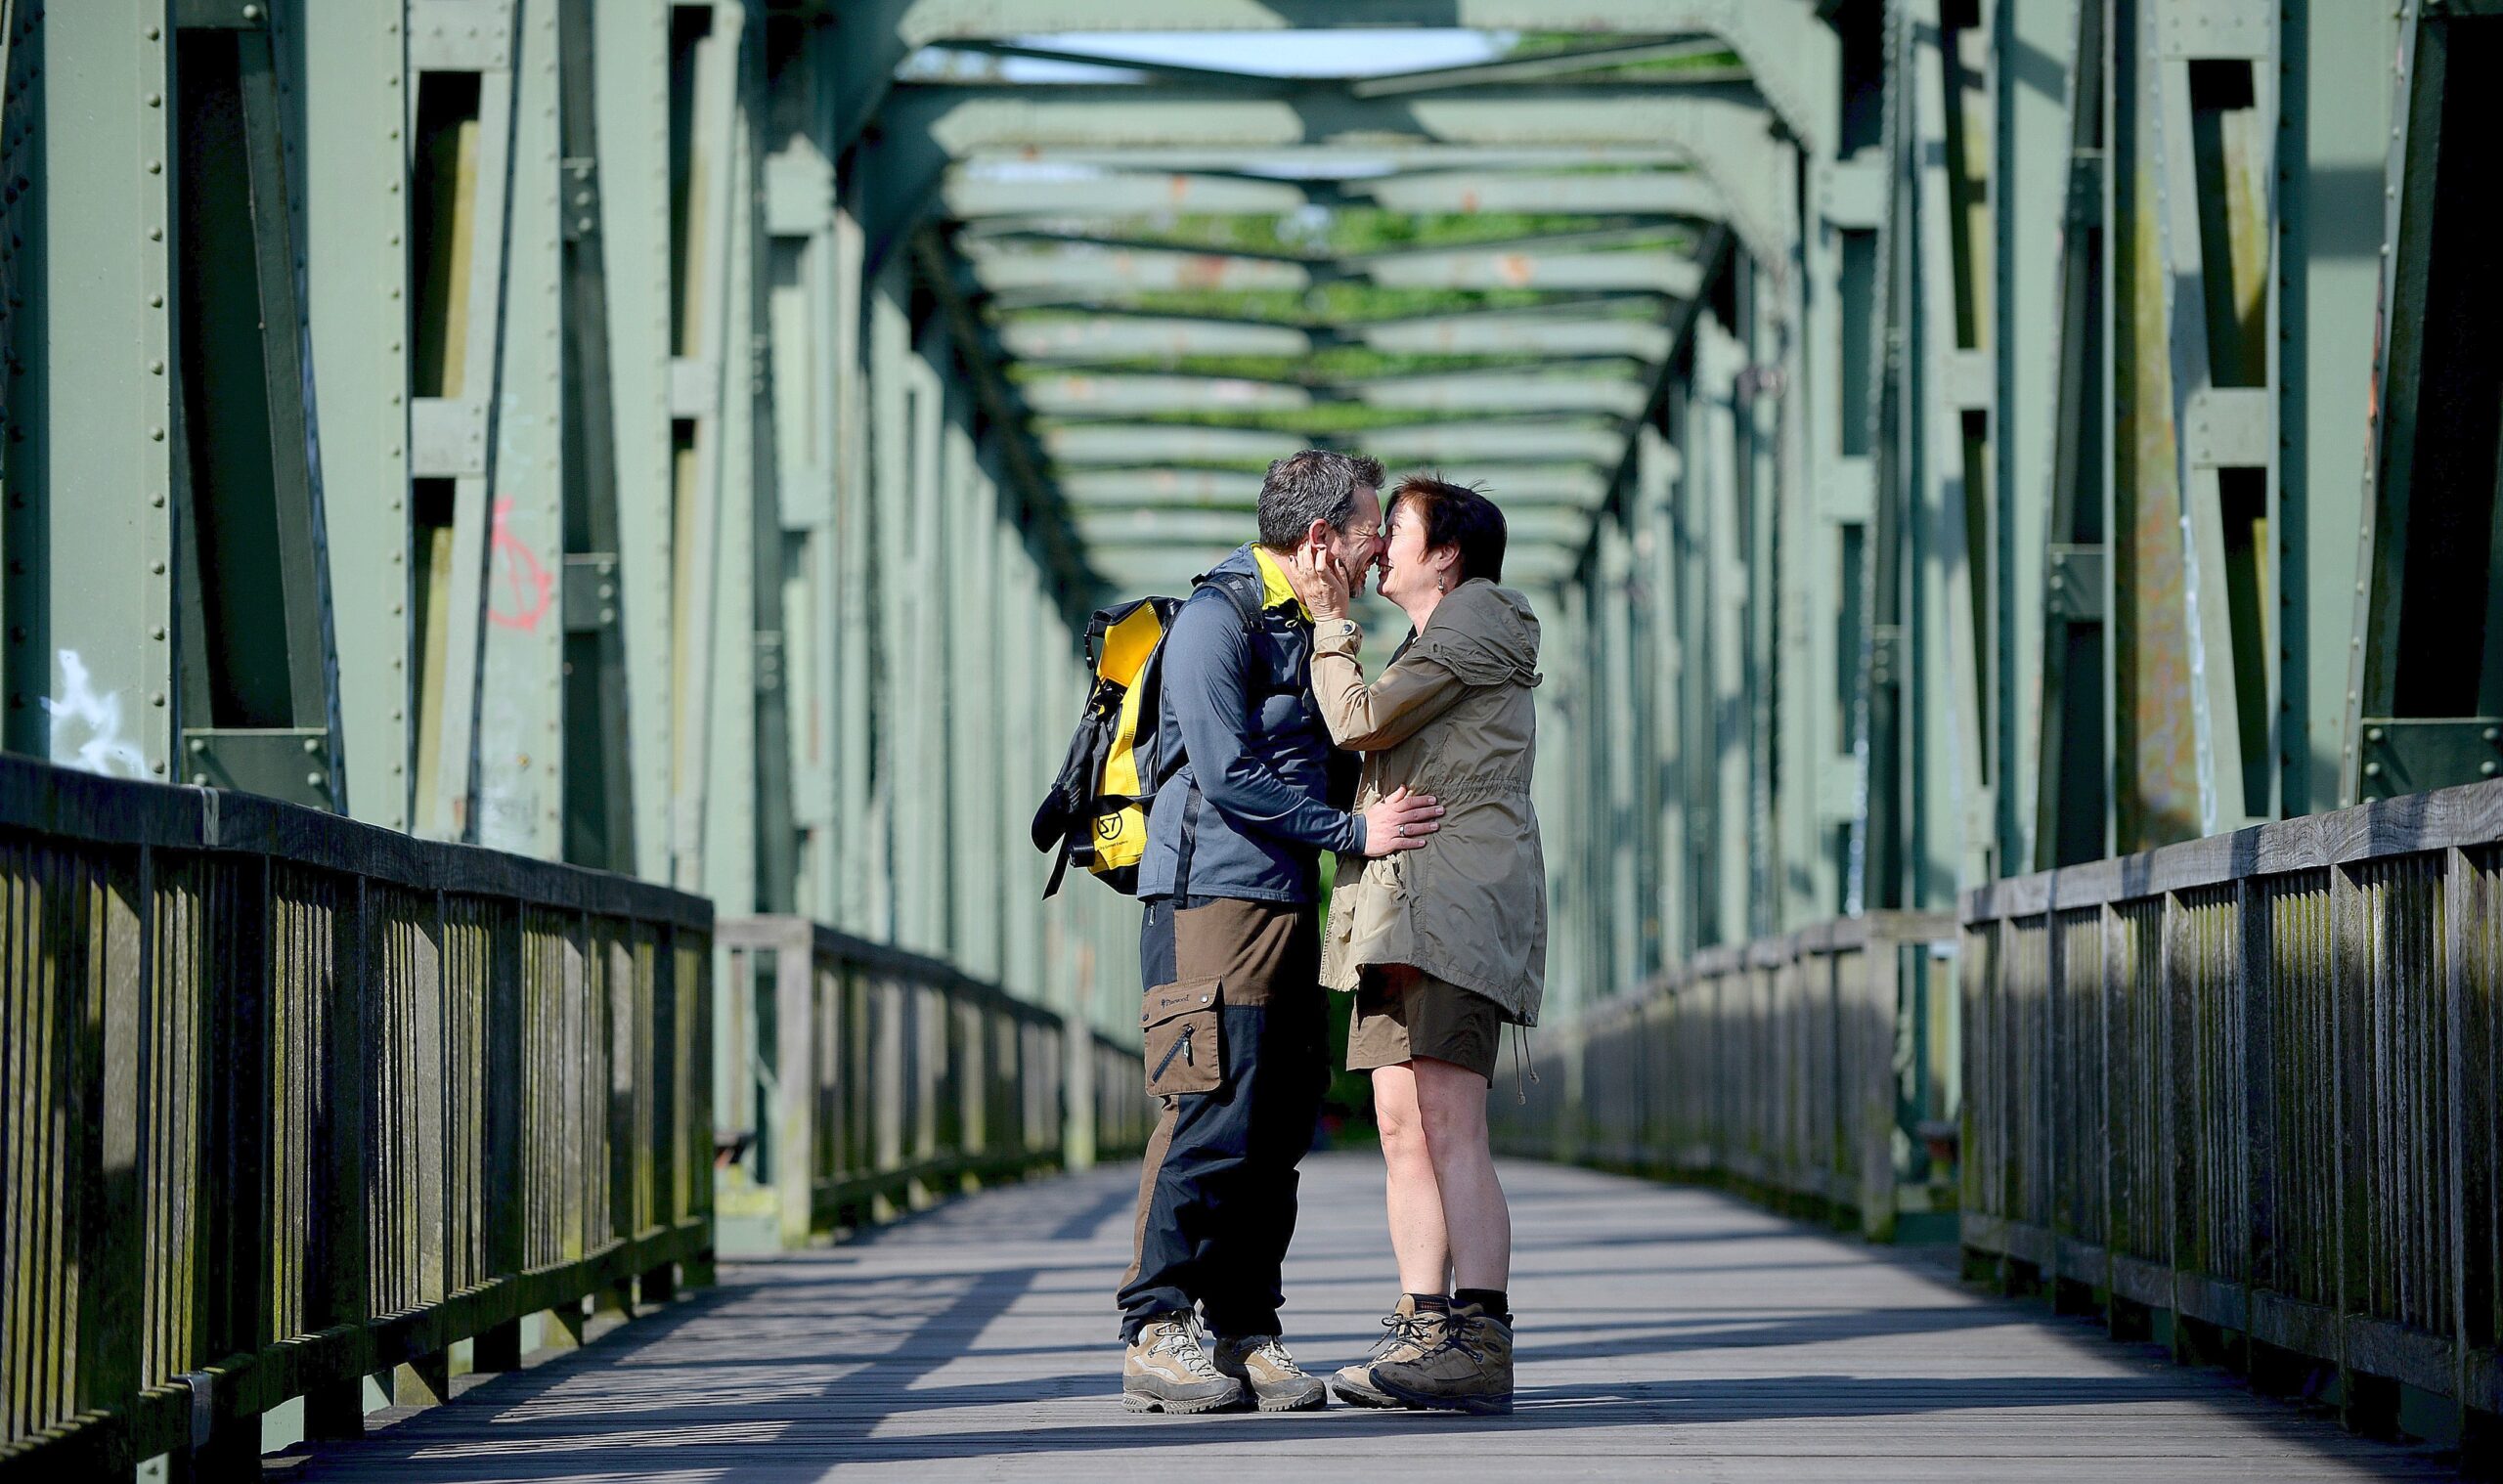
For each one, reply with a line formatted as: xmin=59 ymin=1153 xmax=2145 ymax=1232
xmin=1196 ymin=567 xmax=1265 ymax=633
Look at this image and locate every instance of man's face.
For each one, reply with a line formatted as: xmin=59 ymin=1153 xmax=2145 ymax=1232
xmin=1323 ymin=484 xmax=1384 ymax=584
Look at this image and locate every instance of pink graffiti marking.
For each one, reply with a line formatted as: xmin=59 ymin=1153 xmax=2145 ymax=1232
xmin=487 ymin=498 xmax=553 ymax=632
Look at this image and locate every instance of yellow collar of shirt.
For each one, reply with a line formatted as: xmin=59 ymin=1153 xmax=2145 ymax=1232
xmin=1250 ymin=546 xmax=1310 ymax=621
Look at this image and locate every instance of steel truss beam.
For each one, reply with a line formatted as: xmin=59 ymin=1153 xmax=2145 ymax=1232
xmin=942 ymin=166 xmax=1725 ymax=221
xmin=956 ymin=236 xmax=1702 ymax=300
xmin=1021 ymin=367 xmax=1650 ymax=418
xmin=993 ymin=305 xmax=1676 ymax=362
xmin=867 ymin=86 xmax=1800 ymax=266
xmin=1056 ymin=463 xmax=1610 ymax=508
xmin=893 ymin=0 xmax=1837 ymax=153
xmin=1037 ymin=418 xmax=1624 ymax=468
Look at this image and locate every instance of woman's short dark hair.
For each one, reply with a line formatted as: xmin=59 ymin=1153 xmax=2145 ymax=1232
xmin=1391 ymin=474 xmax=1507 ymax=586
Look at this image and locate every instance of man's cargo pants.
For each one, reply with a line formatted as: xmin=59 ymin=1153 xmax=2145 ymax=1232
xmin=1117 ymin=895 xmax=1329 ymax=1341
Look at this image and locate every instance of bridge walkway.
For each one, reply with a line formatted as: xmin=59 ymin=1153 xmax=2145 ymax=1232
xmin=270 ymin=1156 xmax=2448 ymax=1483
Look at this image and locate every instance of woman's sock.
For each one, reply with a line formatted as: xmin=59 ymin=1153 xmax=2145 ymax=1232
xmin=1454 ymin=1288 xmax=1510 ymax=1324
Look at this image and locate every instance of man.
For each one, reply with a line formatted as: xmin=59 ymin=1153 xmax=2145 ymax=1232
xmin=1118 ymin=450 xmax=1445 ymax=1414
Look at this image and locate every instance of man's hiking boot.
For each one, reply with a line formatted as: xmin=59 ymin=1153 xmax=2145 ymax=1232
xmin=1330 ymin=1295 xmax=1446 ymax=1408
xmin=1122 ymin=1312 xmax=1247 ymax=1414
xmin=1213 ymin=1334 xmax=1328 ymax=1412
xmin=1371 ymin=1301 xmax=1514 ymax=1416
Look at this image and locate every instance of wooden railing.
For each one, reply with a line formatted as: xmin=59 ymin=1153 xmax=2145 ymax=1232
xmin=0 ymin=758 xmax=713 ymax=1476
xmin=1492 ymin=911 xmax=1960 ymax=1241
xmin=716 ymin=916 xmax=1152 ymax=1249
xmin=1961 ymin=779 xmax=2503 ymax=1437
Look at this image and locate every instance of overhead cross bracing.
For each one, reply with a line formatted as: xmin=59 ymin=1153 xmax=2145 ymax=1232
xmin=845 ymin=7 xmax=1828 ymax=617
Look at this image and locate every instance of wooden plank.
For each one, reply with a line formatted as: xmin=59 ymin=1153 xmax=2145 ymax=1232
xmin=270 ymin=1157 xmax=2456 ymax=1482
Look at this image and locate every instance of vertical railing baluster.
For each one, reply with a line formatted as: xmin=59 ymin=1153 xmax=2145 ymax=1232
xmin=305 ymin=875 xmax=371 ymax=1438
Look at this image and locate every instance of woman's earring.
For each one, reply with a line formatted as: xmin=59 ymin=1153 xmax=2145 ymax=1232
xmin=1436 ymin=576 xmax=1447 ymax=592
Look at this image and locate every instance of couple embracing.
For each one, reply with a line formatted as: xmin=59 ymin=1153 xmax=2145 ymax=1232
xmin=1118 ymin=449 xmax=1546 ymax=1419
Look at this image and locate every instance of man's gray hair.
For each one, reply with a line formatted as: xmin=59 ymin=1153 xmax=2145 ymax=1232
xmin=1256 ymin=449 xmax=1385 ymax=548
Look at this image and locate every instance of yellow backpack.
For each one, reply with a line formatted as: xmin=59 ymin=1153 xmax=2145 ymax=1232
xmin=1030 ymin=572 xmax=1262 ymax=896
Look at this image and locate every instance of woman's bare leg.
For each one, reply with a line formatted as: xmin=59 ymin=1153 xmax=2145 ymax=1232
xmin=1412 ymin=1057 xmax=1510 ymax=1292
xmin=1372 ymin=1062 xmax=1451 ymax=1294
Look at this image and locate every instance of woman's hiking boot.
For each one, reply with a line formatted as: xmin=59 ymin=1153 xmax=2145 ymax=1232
xmin=1122 ymin=1312 xmax=1248 ymax=1414
xmin=1371 ymin=1301 xmax=1514 ymax=1416
xmin=1213 ymin=1334 xmax=1328 ymax=1411
xmin=1330 ymin=1295 xmax=1446 ymax=1408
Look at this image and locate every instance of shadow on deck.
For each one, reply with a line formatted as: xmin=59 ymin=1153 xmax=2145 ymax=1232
xmin=269 ymin=1156 xmax=2454 ymax=1483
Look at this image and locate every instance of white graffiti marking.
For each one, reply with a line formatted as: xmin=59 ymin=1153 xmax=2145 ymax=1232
xmin=45 ymin=649 xmax=151 ymax=778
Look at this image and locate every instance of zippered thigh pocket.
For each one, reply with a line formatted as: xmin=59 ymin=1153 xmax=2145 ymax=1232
xmin=1142 ymin=976 xmax=1222 ymax=1096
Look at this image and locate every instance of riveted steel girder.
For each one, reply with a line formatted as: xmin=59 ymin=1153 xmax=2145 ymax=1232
xmin=1360 ymin=421 xmax=1626 ymax=465
xmin=1056 ymin=462 xmax=1610 ymax=508
xmin=874 ymin=86 xmax=1800 ymax=265
xmin=960 ymin=235 xmax=1701 ymax=301
xmin=998 ymin=315 xmax=1317 ymax=361
xmin=1078 ymin=504 xmax=1590 ymax=548
xmin=962 ymin=240 xmax=1312 ymax=297
xmin=1355 ymin=311 xmax=1673 ymax=361
xmin=1021 ymin=373 xmax=1314 ymax=416
xmin=944 ymin=165 xmax=1728 ymax=222
xmin=894 ymin=0 xmax=1837 ymax=153
xmin=1350 ymin=369 xmax=1652 ymax=417
xmin=943 ymin=169 xmax=1315 ymax=219
xmin=1350 ymin=169 xmax=1726 ymax=218
xmin=1041 ymin=422 xmax=1299 ymax=465
xmin=1027 ymin=366 xmax=1648 ymax=417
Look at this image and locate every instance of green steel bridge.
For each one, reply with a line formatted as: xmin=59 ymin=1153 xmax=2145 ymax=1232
xmin=0 ymin=1 xmax=2496 ymax=1477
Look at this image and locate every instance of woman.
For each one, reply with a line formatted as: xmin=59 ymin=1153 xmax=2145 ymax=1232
xmin=1289 ymin=475 xmax=1545 ymax=1418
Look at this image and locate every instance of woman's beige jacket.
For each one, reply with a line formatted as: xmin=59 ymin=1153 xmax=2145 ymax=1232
xmin=1311 ymin=578 xmax=1547 ymax=1025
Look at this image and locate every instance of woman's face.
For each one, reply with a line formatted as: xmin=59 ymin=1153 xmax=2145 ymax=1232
xmin=1375 ymin=497 xmax=1448 ymax=604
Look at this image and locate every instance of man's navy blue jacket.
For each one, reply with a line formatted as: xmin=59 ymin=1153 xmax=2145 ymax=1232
xmin=1136 ymin=544 xmax=1367 ymax=904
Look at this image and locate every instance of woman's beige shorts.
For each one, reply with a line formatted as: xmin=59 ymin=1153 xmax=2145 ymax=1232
xmin=1346 ymin=967 xmax=1504 ymax=1083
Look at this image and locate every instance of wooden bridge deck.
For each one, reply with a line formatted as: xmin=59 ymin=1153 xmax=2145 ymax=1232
xmin=272 ymin=1154 xmax=2451 ymax=1482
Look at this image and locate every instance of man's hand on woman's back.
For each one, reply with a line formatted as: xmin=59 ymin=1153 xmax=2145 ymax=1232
xmin=1361 ymin=785 xmax=1443 ymax=856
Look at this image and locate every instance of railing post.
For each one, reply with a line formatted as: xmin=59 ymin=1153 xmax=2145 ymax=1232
xmin=395 ymin=890 xmax=452 ymax=1412
xmin=475 ymin=899 xmax=527 ymax=1372
xmin=76 ymin=851 xmax=146 ymax=1462
xmin=306 ymin=876 xmax=373 ymax=1438
xmin=772 ymin=922 xmax=813 ymax=1247
xmin=202 ymin=855 xmax=276 ymax=1473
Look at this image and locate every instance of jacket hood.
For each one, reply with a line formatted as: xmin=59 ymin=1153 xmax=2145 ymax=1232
xmin=1412 ymin=579 xmax=1541 ymax=686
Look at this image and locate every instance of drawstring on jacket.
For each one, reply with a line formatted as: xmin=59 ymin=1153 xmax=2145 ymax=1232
xmin=1511 ymin=1023 xmax=1540 ymax=1104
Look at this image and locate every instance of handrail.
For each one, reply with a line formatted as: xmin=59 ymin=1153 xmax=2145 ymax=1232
xmin=0 ymin=757 xmax=714 ymax=1475
xmin=1492 ymin=910 xmax=1960 ymax=1241
xmin=717 ymin=916 xmax=1151 ymax=1248
xmin=1960 ymin=777 xmax=2503 ymax=1434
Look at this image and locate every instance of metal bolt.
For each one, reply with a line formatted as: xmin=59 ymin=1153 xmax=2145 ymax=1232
xmin=2366 ymin=725 xmax=2385 ymax=743
xmin=148 ymin=559 xmax=165 ymax=575
xmin=301 ymin=736 xmax=321 ymax=755
xmin=2364 ymin=762 xmax=2383 ymax=778
xmin=147 ymin=293 xmax=162 ymax=308
xmin=242 ymin=3 xmax=261 ymax=18
xmin=149 ymin=691 xmax=163 ymax=707
xmin=304 ymin=772 xmax=323 ymax=788
xmin=149 ymin=426 xmax=164 ymax=441
xmin=2483 ymin=762 xmax=2498 ymax=778
xmin=192 ymin=772 xmax=207 ymax=785
xmin=148 ymin=359 xmax=163 ymax=374
xmin=151 ymin=761 xmax=165 ymax=776
xmin=152 ymin=626 xmax=166 ymax=640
